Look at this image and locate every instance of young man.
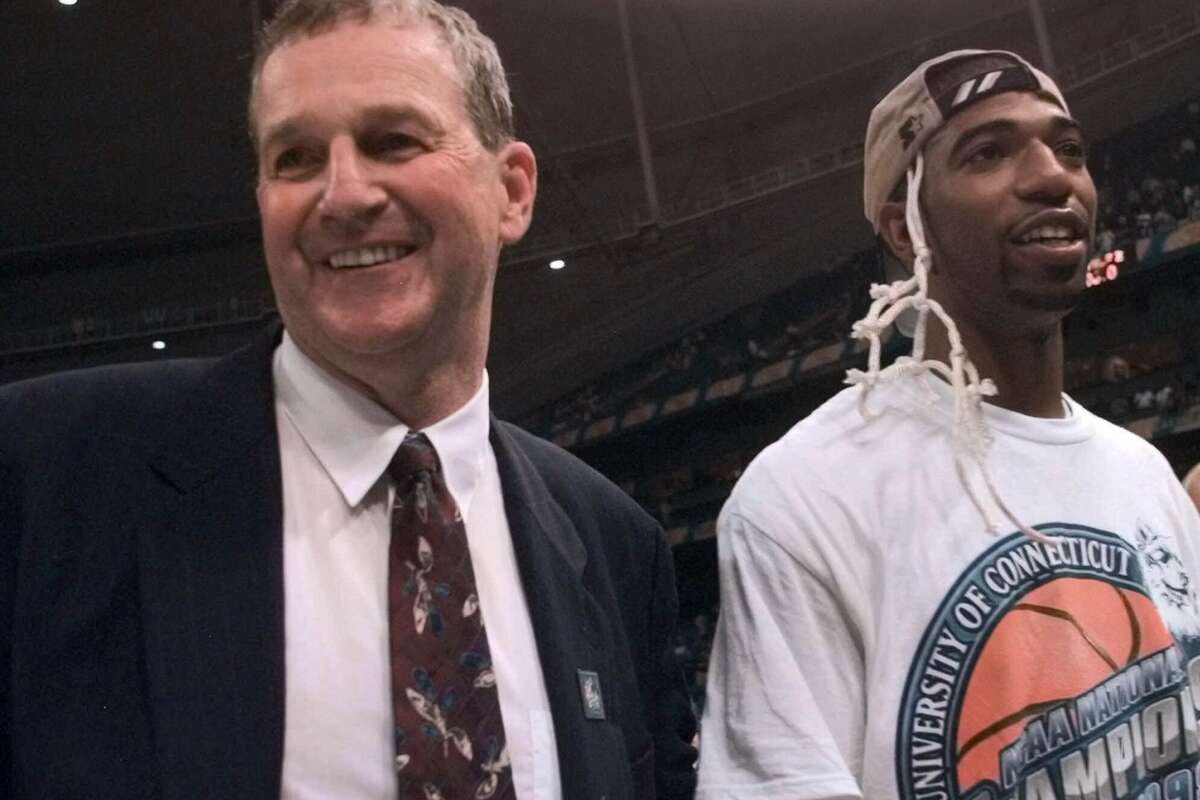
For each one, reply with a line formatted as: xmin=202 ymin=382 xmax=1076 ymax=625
xmin=0 ymin=2 xmax=697 ymax=797
xmin=698 ymin=50 xmax=1200 ymax=800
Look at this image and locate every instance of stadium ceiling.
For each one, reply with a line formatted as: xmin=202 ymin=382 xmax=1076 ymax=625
xmin=4 ymin=0 xmax=1047 ymax=248
xmin=4 ymin=0 xmax=1200 ymax=413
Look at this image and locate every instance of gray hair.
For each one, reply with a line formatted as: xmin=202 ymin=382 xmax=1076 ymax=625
xmin=249 ymin=0 xmax=515 ymax=151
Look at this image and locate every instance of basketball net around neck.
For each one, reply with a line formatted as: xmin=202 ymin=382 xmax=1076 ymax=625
xmin=845 ymin=152 xmax=1055 ymax=545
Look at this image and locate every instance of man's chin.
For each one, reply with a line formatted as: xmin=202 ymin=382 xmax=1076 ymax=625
xmin=1008 ymin=285 xmax=1085 ymax=314
xmin=292 ymin=316 xmax=427 ymax=367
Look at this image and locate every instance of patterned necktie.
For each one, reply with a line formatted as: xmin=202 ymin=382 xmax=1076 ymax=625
xmin=387 ymin=433 xmax=514 ymax=800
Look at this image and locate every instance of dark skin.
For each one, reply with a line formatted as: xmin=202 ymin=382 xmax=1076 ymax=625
xmin=878 ymin=91 xmax=1098 ymax=419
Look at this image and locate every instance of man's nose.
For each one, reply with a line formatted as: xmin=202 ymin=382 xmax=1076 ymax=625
xmin=1014 ymin=141 xmax=1075 ymax=205
xmin=317 ymin=137 xmax=388 ymax=225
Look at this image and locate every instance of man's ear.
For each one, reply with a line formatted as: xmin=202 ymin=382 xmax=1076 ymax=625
xmin=877 ymin=200 xmax=914 ymax=270
xmin=496 ymin=141 xmax=537 ymax=245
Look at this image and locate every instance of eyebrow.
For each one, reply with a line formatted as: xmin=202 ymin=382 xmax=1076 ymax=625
xmin=257 ymin=113 xmax=320 ymax=156
xmin=258 ymin=104 xmax=442 ymax=154
xmin=944 ymin=113 xmax=1083 ymax=162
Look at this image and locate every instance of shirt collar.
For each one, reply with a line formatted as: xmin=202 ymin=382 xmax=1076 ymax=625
xmin=900 ymin=370 xmax=1093 ymax=445
xmin=273 ymin=332 xmax=491 ymax=512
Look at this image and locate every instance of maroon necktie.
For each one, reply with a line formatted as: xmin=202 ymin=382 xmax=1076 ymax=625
xmin=387 ymin=433 xmax=515 ymax=800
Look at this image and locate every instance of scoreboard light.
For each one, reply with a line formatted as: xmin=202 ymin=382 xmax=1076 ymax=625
xmin=1086 ymin=249 xmax=1125 ymax=288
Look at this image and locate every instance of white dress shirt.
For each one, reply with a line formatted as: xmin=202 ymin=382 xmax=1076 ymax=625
xmin=273 ymin=334 xmax=561 ymax=799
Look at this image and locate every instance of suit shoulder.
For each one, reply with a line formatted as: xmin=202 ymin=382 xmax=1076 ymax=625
xmin=0 ymin=358 xmax=215 ymax=450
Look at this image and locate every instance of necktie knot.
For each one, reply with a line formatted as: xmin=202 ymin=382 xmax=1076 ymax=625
xmin=387 ymin=433 xmax=442 ymax=488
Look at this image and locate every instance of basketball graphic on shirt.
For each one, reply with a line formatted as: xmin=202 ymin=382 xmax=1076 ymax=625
xmin=895 ymin=524 xmax=1200 ymax=800
xmin=954 ymin=576 xmax=1174 ymax=793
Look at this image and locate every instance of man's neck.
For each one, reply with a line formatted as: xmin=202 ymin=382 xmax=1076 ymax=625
xmin=359 ymin=363 xmax=485 ymax=430
xmin=924 ymin=320 xmax=1067 ymax=418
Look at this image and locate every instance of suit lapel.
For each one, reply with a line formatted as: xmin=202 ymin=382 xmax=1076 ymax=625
xmin=490 ymin=421 xmax=628 ymax=799
xmin=137 ymin=327 xmax=287 ymax=800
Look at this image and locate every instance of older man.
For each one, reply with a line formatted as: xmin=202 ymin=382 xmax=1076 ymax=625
xmin=0 ymin=2 xmax=697 ymax=798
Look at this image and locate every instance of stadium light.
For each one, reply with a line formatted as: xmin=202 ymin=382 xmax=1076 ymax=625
xmin=549 ymin=259 xmax=566 ymax=271
xmin=152 ymin=340 xmax=166 ymax=351
xmin=59 ymin=0 xmax=78 ymax=5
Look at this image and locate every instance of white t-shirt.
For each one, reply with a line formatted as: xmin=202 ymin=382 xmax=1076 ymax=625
xmin=697 ymin=373 xmax=1200 ymax=800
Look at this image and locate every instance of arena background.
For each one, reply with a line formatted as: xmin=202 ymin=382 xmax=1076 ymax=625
xmin=5 ymin=0 xmax=1200 ymax=710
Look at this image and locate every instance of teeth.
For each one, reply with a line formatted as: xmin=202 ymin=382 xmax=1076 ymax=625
xmin=1019 ymin=225 xmax=1077 ymax=243
xmin=328 ymin=245 xmax=409 ymax=269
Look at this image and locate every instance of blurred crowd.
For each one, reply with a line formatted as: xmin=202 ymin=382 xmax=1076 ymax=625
xmin=673 ymin=607 xmax=719 ymax=716
xmin=621 ymin=448 xmax=750 ymax=532
xmin=1093 ymin=99 xmax=1200 ymax=251
xmin=532 ymin=253 xmax=875 ymax=435
xmin=530 ymin=100 xmax=1200 ymax=443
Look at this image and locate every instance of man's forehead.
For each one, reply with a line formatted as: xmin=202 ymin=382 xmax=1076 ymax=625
xmin=926 ymin=90 xmax=1077 ymax=151
xmin=254 ymin=18 xmax=460 ymax=130
xmin=261 ymin=17 xmax=445 ymax=79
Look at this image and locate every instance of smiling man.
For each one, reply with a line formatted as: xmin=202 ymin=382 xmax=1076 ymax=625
xmin=697 ymin=50 xmax=1200 ymax=800
xmin=0 ymin=2 xmax=697 ymax=798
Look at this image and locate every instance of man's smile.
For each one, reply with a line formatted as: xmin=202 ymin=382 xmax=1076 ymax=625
xmin=316 ymin=242 xmax=419 ymax=270
xmin=1007 ymin=208 xmax=1090 ymax=267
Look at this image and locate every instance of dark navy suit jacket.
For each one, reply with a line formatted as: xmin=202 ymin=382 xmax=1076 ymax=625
xmin=0 ymin=328 xmax=697 ymax=799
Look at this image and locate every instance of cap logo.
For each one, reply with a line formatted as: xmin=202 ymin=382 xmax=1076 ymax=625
xmin=899 ymin=114 xmax=924 ymax=149
xmin=932 ymin=64 xmax=1042 ymax=117
xmin=951 ymin=69 xmax=1004 ymax=108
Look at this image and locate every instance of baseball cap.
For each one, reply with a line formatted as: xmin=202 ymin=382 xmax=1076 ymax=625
xmin=862 ymin=49 xmax=1069 ymax=232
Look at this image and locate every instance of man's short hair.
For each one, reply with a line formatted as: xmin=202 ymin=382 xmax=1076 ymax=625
xmin=249 ymin=0 xmax=515 ymax=151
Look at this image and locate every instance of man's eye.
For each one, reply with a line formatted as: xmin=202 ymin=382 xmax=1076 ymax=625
xmin=1056 ymin=139 xmax=1088 ymax=161
xmin=272 ymin=148 xmax=321 ymax=178
xmin=966 ymin=143 xmax=1002 ymax=164
xmin=370 ymin=132 xmax=422 ymax=158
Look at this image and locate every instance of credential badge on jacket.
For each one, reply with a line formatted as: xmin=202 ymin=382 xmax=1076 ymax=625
xmin=576 ymin=669 xmax=606 ymax=720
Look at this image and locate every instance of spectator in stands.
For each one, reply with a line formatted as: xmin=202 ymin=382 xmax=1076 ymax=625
xmin=1126 ymin=186 xmax=1143 ymax=214
xmin=1180 ymin=180 xmax=1200 ymax=219
xmin=1184 ymin=373 xmax=1200 ymax=410
xmin=1180 ymin=137 xmax=1200 ymax=185
xmin=0 ymin=1 xmax=697 ymax=797
xmin=1134 ymin=387 xmax=1157 ymax=412
xmin=1156 ymin=382 xmax=1178 ymax=413
xmin=699 ymin=50 xmax=1200 ymax=799
xmin=709 ymin=328 xmax=745 ymax=374
xmin=1165 ymin=178 xmax=1187 ymax=221
xmin=674 ymin=609 xmax=717 ymax=717
xmin=746 ymin=337 xmax=771 ymax=362
xmin=1137 ymin=209 xmax=1154 ymax=238
xmin=1110 ymin=394 xmax=1132 ymax=418
xmin=1116 ymin=212 xmax=1132 ymax=240
xmin=1186 ymin=463 xmax=1200 ymax=515
xmin=1153 ymin=205 xmax=1178 ymax=234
